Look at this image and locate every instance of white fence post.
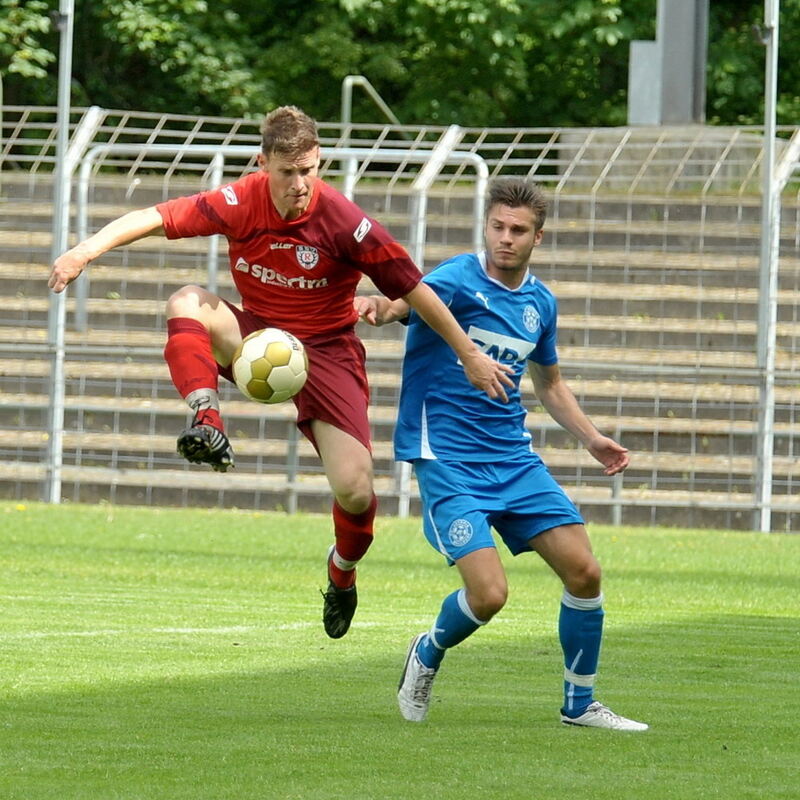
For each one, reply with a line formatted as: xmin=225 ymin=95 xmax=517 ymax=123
xmin=44 ymin=2 xmax=78 ymax=504
xmin=755 ymin=2 xmax=781 ymax=532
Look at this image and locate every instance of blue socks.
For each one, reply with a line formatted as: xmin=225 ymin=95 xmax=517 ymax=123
xmin=559 ymin=589 xmax=604 ymax=717
xmin=414 ymin=586 xmax=605 ymax=719
xmin=416 ymin=588 xmax=485 ymax=670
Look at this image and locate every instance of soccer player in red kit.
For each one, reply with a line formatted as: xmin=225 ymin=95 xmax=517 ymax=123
xmin=49 ymin=106 xmax=512 ymax=639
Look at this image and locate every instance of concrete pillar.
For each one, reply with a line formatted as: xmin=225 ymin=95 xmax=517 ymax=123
xmin=628 ymin=0 xmax=709 ymax=125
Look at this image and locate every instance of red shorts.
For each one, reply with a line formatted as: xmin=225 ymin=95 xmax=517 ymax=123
xmin=219 ymin=303 xmax=371 ymax=453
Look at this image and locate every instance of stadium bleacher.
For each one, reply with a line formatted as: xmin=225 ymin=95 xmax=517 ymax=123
xmin=2 ymin=114 xmax=799 ymax=530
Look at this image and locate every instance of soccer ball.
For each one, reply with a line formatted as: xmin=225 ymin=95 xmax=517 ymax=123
xmin=231 ymin=328 xmax=309 ymax=404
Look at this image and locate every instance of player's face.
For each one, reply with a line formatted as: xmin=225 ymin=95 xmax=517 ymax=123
xmin=484 ymin=204 xmax=543 ymax=285
xmin=260 ymin=147 xmax=320 ymax=220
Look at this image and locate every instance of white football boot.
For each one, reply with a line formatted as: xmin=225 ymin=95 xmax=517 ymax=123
xmin=561 ymin=701 xmax=648 ymax=731
xmin=397 ymin=633 xmax=438 ymax=722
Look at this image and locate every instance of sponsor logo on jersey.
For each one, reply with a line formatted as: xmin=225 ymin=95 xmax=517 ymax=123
xmin=523 ymin=305 xmax=540 ymax=333
xmin=295 ymin=245 xmax=319 ymax=270
xmin=233 ymin=259 xmax=328 ymax=289
xmin=476 ymin=291 xmax=490 ymax=309
xmin=221 ymin=185 xmax=238 ymax=206
xmin=448 ymin=518 xmax=473 ymax=547
xmin=468 ymin=325 xmax=535 ymax=363
xmin=353 ymin=217 xmax=372 ymax=242
xmin=270 ymin=242 xmax=294 ymax=250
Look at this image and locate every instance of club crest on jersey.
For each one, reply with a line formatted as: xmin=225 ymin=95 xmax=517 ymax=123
xmin=295 ymin=245 xmax=319 ymax=270
xmin=523 ymin=305 xmax=540 ymax=333
xmin=448 ymin=519 xmax=473 ymax=547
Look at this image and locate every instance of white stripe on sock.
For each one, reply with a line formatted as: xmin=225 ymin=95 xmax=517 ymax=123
xmin=428 ymin=626 xmax=446 ymax=650
xmin=561 ymin=589 xmax=603 ymax=611
xmin=331 ymin=549 xmax=358 ymax=571
xmin=456 ymin=588 xmax=487 ymax=626
xmin=564 ymin=668 xmax=596 ymax=687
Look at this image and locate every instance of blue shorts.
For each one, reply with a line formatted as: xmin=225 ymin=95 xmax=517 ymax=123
xmin=414 ymin=454 xmax=584 ymax=565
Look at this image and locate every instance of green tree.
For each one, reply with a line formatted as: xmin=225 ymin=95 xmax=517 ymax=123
xmin=0 ymin=0 xmax=56 ymax=105
xmin=72 ymin=0 xmax=266 ymax=115
xmin=1 ymin=0 xmax=799 ymax=128
xmin=517 ymin=0 xmax=655 ymax=127
xmin=239 ymin=0 xmax=533 ymax=126
xmin=707 ymin=0 xmax=800 ymax=126
xmin=245 ymin=0 xmax=654 ymax=127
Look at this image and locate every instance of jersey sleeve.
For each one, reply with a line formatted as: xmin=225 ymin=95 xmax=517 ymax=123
xmin=324 ymin=190 xmax=422 ymax=299
xmin=156 ymin=186 xmax=241 ymax=239
xmin=403 ymin=256 xmax=464 ymax=327
xmin=529 ymin=292 xmax=559 ymax=365
xmin=421 ymin=257 xmax=463 ymax=305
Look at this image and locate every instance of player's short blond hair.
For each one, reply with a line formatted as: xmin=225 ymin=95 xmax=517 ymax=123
xmin=487 ymin=177 xmax=547 ymax=232
xmin=260 ymin=106 xmax=319 ymax=159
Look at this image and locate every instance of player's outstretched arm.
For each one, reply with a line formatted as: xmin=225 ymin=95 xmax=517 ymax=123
xmin=529 ymin=361 xmax=629 ymax=475
xmin=48 ymin=207 xmax=165 ymax=293
xmin=403 ymin=282 xmax=514 ymax=402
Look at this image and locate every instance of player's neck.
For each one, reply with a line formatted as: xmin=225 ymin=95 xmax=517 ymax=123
xmin=485 ymin=264 xmax=528 ymax=290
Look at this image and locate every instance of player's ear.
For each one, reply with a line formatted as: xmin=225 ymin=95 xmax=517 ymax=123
xmin=257 ymin=152 xmax=268 ymax=170
xmin=534 ymin=228 xmax=544 ymax=246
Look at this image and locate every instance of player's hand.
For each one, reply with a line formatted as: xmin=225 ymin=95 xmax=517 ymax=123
xmin=461 ymin=349 xmax=515 ymax=403
xmin=354 ymin=295 xmax=378 ymax=325
xmin=49 ymin=248 xmax=89 ymax=293
xmin=587 ymin=435 xmax=629 ymax=475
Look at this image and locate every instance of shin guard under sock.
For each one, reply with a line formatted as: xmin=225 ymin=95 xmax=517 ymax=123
xmin=165 ymin=317 xmax=223 ymax=429
xmin=416 ymin=588 xmax=486 ymax=670
xmin=329 ymin=494 xmax=377 ymax=588
xmin=559 ymin=590 xmax=604 ymax=717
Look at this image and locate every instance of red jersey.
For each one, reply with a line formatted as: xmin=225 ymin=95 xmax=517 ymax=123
xmin=156 ymin=171 xmax=422 ymax=338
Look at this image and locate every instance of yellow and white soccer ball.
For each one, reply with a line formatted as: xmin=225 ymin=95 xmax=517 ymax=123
xmin=231 ymin=328 xmax=309 ymax=404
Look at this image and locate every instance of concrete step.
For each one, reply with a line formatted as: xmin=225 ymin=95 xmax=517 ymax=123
xmin=0 ymin=380 xmax=792 ymax=468
xmin=1 ymin=322 xmax=796 ymax=371
xmin=2 ymin=461 xmax=797 ymax=518
xmin=3 ymin=262 xmax=789 ymax=311
xmin=1 ymin=200 xmax=787 ymax=252
xmin=3 ymin=292 xmax=796 ymax=353
xmin=0 ymin=358 xmax=781 ymax=401
xmin=4 ymin=425 xmax=795 ymax=479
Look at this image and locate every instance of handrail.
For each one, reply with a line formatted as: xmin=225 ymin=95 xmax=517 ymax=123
xmin=340 ymin=75 xmax=403 ymax=129
xmin=339 ymin=75 xmax=408 ymax=199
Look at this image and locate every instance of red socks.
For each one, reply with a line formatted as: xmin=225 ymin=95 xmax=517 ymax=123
xmin=329 ymin=494 xmax=378 ymax=589
xmin=164 ymin=317 xmax=223 ymax=429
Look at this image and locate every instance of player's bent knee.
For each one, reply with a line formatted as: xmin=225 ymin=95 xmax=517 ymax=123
xmin=566 ymin=559 xmax=602 ymax=597
xmin=470 ymin=584 xmax=508 ymax=621
xmin=333 ymin=480 xmax=374 ymax=515
xmin=166 ymin=284 xmax=208 ymax=317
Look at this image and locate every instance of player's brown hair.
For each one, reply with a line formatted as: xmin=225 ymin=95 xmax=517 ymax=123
xmin=487 ymin=177 xmax=547 ymax=232
xmin=260 ymin=106 xmax=319 ymax=159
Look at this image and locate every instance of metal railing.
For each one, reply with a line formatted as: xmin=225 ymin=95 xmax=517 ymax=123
xmin=56 ymin=130 xmax=488 ymax=513
xmin=2 ymin=105 xmax=800 ymax=530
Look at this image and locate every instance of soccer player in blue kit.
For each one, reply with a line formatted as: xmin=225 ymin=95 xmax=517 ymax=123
xmin=355 ymin=177 xmax=648 ymax=731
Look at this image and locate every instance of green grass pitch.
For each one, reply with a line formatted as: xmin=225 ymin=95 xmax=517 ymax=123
xmin=1 ymin=501 xmax=798 ymax=799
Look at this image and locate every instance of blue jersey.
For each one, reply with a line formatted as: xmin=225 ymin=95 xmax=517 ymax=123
xmin=394 ymin=251 xmax=559 ymax=463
